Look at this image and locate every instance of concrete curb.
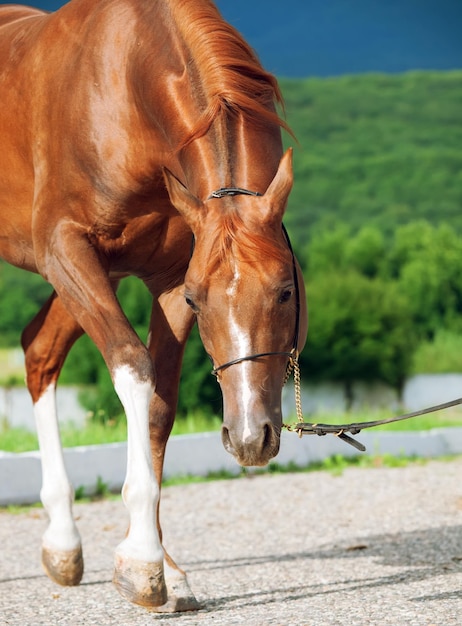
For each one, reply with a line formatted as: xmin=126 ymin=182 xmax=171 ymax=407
xmin=2 ymin=427 xmax=462 ymax=505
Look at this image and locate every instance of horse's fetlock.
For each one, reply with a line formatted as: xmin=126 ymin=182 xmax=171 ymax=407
xmin=111 ymin=345 xmax=155 ymax=385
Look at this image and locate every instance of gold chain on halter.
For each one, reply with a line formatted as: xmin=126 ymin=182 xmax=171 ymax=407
xmin=283 ymin=349 xmax=304 ymax=429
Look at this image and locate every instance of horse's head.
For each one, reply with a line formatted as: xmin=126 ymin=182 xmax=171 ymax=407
xmin=164 ymin=149 xmax=307 ymax=466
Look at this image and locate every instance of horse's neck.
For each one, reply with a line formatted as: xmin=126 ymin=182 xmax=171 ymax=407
xmin=177 ymin=118 xmax=283 ymax=200
xmin=134 ymin=74 xmax=282 ymax=199
xmin=128 ymin=0 xmax=283 ymax=198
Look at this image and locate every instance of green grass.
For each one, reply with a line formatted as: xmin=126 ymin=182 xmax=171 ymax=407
xmin=2 ymin=406 xmax=462 ymax=454
xmin=171 ymin=412 xmax=222 ymax=436
xmin=411 ymin=330 xmax=462 ymax=374
xmin=163 ymin=453 xmax=422 ymax=487
xmin=0 ymin=425 xmax=38 ymax=453
xmin=0 ymin=412 xmax=222 ymax=453
xmin=0 ymin=348 xmax=25 ymax=386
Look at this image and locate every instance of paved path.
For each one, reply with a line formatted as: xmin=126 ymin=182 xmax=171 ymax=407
xmin=1 ymin=458 xmax=462 ymax=625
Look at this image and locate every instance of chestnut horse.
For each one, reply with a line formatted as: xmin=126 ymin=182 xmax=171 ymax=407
xmin=0 ymin=0 xmax=307 ymax=612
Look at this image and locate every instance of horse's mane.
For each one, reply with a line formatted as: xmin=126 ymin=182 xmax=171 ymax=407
xmin=168 ymin=0 xmax=291 ymax=271
xmin=170 ymin=0 xmax=292 ymax=148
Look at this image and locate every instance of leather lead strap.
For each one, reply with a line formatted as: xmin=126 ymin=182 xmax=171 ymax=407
xmin=286 ymin=396 xmax=462 ymax=452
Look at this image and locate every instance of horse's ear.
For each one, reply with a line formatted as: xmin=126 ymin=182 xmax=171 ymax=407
xmin=262 ymin=148 xmax=293 ymax=221
xmin=163 ymin=168 xmax=204 ymax=230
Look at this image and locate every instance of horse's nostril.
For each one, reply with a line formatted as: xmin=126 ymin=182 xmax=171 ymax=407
xmin=221 ymin=425 xmax=232 ymax=452
xmin=263 ymin=423 xmax=271 ymax=449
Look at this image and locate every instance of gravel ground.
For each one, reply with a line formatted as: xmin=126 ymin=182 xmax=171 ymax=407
xmin=1 ymin=458 xmax=462 ymax=626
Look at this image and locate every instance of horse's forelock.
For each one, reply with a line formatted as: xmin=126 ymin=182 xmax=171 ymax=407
xmin=198 ymin=211 xmax=289 ymax=278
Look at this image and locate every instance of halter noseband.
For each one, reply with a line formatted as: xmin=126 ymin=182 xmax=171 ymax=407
xmin=205 ymin=187 xmax=301 ymax=380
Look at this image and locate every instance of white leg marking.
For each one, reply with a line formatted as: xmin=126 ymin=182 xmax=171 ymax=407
xmin=113 ymin=366 xmax=163 ymax=563
xmin=34 ymin=384 xmax=81 ymax=552
xmin=227 ymin=268 xmax=254 ymax=443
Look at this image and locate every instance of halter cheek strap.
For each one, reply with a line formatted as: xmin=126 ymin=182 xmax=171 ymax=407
xmin=205 ymin=186 xmax=301 ymax=381
xmin=206 ymin=189 xmax=462 ymax=452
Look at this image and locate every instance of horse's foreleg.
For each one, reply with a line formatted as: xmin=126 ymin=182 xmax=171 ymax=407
xmin=110 ymin=362 xmax=166 ymax=607
xmin=22 ymin=292 xmax=84 ymax=586
xmin=146 ymin=288 xmax=200 ymax=612
xmin=37 ymin=229 xmax=166 ymax=607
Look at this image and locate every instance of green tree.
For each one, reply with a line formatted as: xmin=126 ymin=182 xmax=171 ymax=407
xmin=178 ymin=325 xmax=222 ymax=417
xmin=282 ymin=71 xmax=462 ymax=244
xmin=345 ymin=226 xmax=385 ymax=278
xmin=384 ymin=221 xmax=462 ymax=337
xmin=300 ymin=271 xmax=417 ymax=404
xmin=0 ymin=262 xmax=52 ymax=346
xmin=301 ymin=222 xmax=350 ymax=274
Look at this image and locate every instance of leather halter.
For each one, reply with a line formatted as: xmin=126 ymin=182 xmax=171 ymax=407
xmin=208 ymin=187 xmax=262 ymax=199
xmin=205 ymin=187 xmax=300 ymax=379
xmin=204 ymin=193 xmax=462 ymax=450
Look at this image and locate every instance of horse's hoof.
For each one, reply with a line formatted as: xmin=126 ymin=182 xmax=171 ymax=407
xmin=151 ymin=595 xmax=202 ymax=613
xmin=113 ymin=554 xmax=167 ymax=607
xmin=151 ymin=575 xmax=202 ymax=613
xmin=41 ymin=545 xmax=84 ymax=586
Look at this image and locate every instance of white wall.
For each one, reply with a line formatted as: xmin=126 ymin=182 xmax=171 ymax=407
xmin=2 ymin=427 xmax=462 ymax=505
xmin=282 ymin=373 xmax=462 ymax=417
xmin=0 ymin=386 xmax=86 ymax=430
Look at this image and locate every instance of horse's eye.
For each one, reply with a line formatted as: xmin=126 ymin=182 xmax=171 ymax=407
xmin=279 ymin=289 xmax=293 ymax=304
xmin=185 ymin=295 xmax=199 ymax=312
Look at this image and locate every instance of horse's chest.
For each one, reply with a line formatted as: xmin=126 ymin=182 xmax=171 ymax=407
xmin=89 ymin=212 xmax=191 ymax=281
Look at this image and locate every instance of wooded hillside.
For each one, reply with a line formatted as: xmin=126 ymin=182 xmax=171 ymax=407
xmin=283 ymin=70 xmax=462 ymax=244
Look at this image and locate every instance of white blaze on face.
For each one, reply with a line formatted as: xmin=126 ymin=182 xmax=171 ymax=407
xmin=227 ymin=266 xmax=253 ymax=443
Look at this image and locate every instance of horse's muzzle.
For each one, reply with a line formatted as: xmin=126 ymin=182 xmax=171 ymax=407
xmin=221 ymin=421 xmax=280 ymax=467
